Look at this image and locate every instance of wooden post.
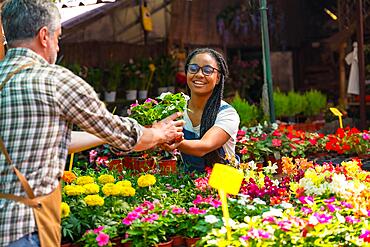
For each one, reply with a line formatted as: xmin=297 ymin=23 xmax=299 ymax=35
xmin=338 ymin=42 xmax=347 ymax=107
xmin=356 ymin=0 xmax=366 ymax=129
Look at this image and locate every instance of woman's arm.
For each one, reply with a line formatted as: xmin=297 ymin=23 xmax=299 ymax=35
xmin=68 ymin=131 xmax=106 ymax=154
xmin=177 ymin=126 xmax=231 ymax=157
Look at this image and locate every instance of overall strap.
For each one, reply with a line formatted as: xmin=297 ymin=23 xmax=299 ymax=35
xmin=0 ymin=62 xmax=36 ymax=199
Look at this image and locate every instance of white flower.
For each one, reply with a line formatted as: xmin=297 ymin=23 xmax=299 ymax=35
xmin=253 ymin=198 xmax=266 ymax=205
xmin=262 ymin=208 xmax=283 ymax=218
xmin=308 ymin=214 xmax=319 ymax=226
xmin=157 ymin=92 xmax=172 ymax=100
xmin=248 ymin=160 xmax=258 ymax=170
xmin=264 ymin=162 xmax=278 ymax=174
xmin=336 ymin=212 xmax=345 ymax=223
xmin=205 ymin=215 xmax=219 ymax=224
xmin=280 ymin=201 xmax=293 ymax=209
xmin=246 ymin=204 xmax=256 ymax=210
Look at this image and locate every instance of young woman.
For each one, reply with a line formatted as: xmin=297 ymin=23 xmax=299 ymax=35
xmin=165 ymin=48 xmax=240 ymax=172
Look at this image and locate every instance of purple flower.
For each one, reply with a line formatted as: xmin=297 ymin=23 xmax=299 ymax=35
xmin=96 ymin=232 xmax=109 ymax=246
xmin=324 ymin=197 xmax=336 ymax=203
xmin=326 ymin=203 xmax=341 ymax=212
xmin=298 ymin=196 xmax=314 ymax=205
xmin=360 ymin=229 xmax=370 ymax=239
xmin=301 ymin=207 xmax=313 ymax=215
xmin=341 ymin=201 xmax=354 ymax=209
xmin=345 ymin=216 xmax=360 ymax=224
xmin=313 ymin=212 xmax=333 ymax=224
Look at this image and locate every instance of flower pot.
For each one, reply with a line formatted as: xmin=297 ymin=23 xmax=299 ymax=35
xmin=104 ymin=91 xmax=117 ymax=102
xmin=171 ymin=235 xmax=185 ymax=247
xmin=155 ymin=239 xmax=173 ymax=247
xmin=130 ymin=157 xmax=155 ymax=173
xmin=138 ymin=90 xmax=148 ymax=99
xmin=185 ymin=237 xmax=200 ymax=247
xmin=157 ymin=87 xmax=168 ymax=95
xmin=108 ymin=159 xmax=123 ymax=172
xmin=158 ymin=159 xmax=177 ymax=175
xmin=126 ymin=90 xmax=137 ymax=101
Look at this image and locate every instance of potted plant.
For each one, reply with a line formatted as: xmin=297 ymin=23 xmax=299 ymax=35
xmin=303 ymin=89 xmax=327 ymax=120
xmin=86 ymin=67 xmax=103 ymax=99
xmin=230 ymin=93 xmax=262 ymax=128
xmin=105 ymin=63 xmax=122 ymax=102
xmin=138 ymin=58 xmax=156 ymax=99
xmin=123 ymin=59 xmax=141 ymax=101
xmin=155 ymin=56 xmax=176 ymax=95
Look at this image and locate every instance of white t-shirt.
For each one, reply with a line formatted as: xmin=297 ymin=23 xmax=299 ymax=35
xmin=183 ymin=100 xmax=240 ymax=157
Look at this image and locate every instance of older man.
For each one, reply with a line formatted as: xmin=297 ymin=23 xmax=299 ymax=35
xmin=0 ymin=1 xmax=183 ymax=246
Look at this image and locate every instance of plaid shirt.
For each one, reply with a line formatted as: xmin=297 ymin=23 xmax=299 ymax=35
xmin=0 ymin=48 xmax=143 ymax=246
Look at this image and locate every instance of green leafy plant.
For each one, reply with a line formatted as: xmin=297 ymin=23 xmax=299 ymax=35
xmin=303 ymin=89 xmax=327 ymax=117
xmin=273 ymin=91 xmax=289 ymax=119
xmin=106 ymin=64 xmax=122 ymax=92
xmin=86 ymin=67 xmax=103 ymax=93
xmin=155 ymin=56 xmax=176 ymax=88
xmin=128 ymin=92 xmax=187 ymax=126
xmin=287 ymin=91 xmax=307 ymax=118
xmin=230 ymin=94 xmax=261 ymax=127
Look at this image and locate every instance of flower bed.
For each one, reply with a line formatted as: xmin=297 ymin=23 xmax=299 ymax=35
xmin=61 ymin=155 xmax=370 ymax=246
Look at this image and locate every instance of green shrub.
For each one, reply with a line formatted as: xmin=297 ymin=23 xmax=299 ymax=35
xmin=303 ymin=90 xmax=327 ymax=117
xmin=287 ymin=91 xmax=307 ymax=117
xmin=273 ymin=91 xmax=289 ymax=118
xmin=230 ymin=94 xmax=261 ymax=128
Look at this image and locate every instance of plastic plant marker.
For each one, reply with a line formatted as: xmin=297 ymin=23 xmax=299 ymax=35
xmin=112 ymin=106 xmax=117 ymax=115
xmin=69 ymin=153 xmax=74 ymax=172
xmin=329 ymin=107 xmax=343 ymax=128
xmin=209 ymin=163 xmax=244 ymax=240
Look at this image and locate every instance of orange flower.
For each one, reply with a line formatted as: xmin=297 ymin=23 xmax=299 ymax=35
xmin=62 ymin=171 xmax=77 ymax=184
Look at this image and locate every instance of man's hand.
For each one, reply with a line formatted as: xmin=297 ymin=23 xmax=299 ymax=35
xmin=152 ymin=112 xmax=185 ymax=144
xmin=132 ymin=112 xmax=184 ymax=151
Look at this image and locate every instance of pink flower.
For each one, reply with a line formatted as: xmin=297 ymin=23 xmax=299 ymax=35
xmin=172 ymin=207 xmax=186 ymax=214
xmin=324 ymin=197 xmax=335 ymax=203
xmin=210 ymin=199 xmax=222 ymax=208
xmin=237 ymin=130 xmax=246 ymax=136
xmin=362 ymin=133 xmax=370 ymax=140
xmin=144 ymin=98 xmax=158 ymax=104
xmin=96 ymin=232 xmax=109 ymax=246
xmin=298 ymin=196 xmax=314 ymax=205
xmin=326 ymin=203 xmax=341 ymax=212
xmin=341 ymin=201 xmax=353 ymax=209
xmin=359 ymin=229 xmax=370 ymax=242
xmin=162 ymin=210 xmax=168 ymax=216
xmin=130 ymin=100 xmax=139 ymax=108
xmin=189 ymin=207 xmax=206 ymax=215
xmin=313 ymin=212 xmax=333 ymax=224
xmin=277 ymin=220 xmax=292 ymax=231
xmin=93 ymin=226 xmax=104 ymax=234
xmin=141 ymin=213 xmax=159 ymax=223
xmin=122 ymin=218 xmax=133 ymax=225
xmin=271 ymin=139 xmax=282 ymax=147
xmin=301 ymin=207 xmax=313 ymax=215
xmin=345 ymin=216 xmax=360 ymax=224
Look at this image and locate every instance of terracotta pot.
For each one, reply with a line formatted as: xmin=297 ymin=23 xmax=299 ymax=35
xmin=185 ymin=237 xmax=200 ymax=247
xmin=171 ymin=235 xmax=185 ymax=247
xmin=155 ymin=239 xmax=173 ymax=247
xmin=130 ymin=157 xmax=155 ymax=173
xmin=108 ymin=159 xmax=123 ymax=172
xmin=159 ymin=159 xmax=177 ymax=175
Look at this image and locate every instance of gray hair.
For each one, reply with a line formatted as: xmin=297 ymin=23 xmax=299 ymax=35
xmin=1 ymin=0 xmax=61 ymax=45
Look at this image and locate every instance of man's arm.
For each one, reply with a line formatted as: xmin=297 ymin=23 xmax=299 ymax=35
xmin=68 ymin=131 xmax=106 ymax=154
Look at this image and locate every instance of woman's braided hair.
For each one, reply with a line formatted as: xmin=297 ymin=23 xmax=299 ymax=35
xmin=184 ymin=48 xmax=229 ymax=166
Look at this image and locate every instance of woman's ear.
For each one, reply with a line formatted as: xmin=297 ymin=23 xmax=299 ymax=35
xmin=216 ymin=73 xmax=221 ymax=84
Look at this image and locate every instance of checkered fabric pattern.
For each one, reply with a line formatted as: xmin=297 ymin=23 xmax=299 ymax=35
xmin=0 ymin=48 xmax=143 ymax=246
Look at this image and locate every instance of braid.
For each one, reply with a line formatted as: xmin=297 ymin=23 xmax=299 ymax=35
xmin=185 ymin=48 xmax=229 ymax=166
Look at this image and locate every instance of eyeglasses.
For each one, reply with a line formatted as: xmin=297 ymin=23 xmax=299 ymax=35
xmin=187 ymin=64 xmax=220 ymax=76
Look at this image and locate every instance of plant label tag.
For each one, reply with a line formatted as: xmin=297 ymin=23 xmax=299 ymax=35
xmin=208 ymin=163 xmax=244 ymax=195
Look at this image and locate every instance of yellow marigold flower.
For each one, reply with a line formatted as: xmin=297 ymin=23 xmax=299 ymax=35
xmin=102 ymin=183 xmax=121 ymax=196
xmin=120 ymin=186 xmax=136 ymax=197
xmin=83 ymin=183 xmax=100 ymax=195
xmin=62 ymin=171 xmax=76 ymax=184
xmin=116 ymin=180 xmax=132 ymax=187
xmin=137 ymin=174 xmax=156 ymax=187
xmin=61 ymin=202 xmax=70 ymax=218
xmin=76 ymin=176 xmax=94 ymax=185
xmin=98 ymin=174 xmax=115 ymax=184
xmin=64 ymin=185 xmax=86 ymax=196
xmin=84 ymin=195 xmax=104 ymax=206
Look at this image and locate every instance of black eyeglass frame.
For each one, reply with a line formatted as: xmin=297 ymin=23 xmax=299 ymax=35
xmin=186 ymin=63 xmax=221 ymax=76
